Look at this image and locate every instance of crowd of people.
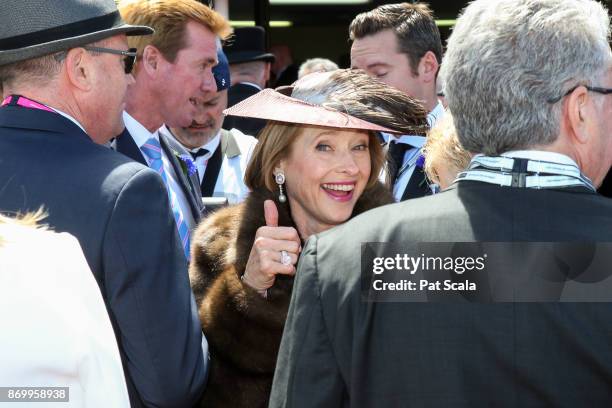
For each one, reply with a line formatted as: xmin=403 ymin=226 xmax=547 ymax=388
xmin=0 ymin=0 xmax=611 ymax=407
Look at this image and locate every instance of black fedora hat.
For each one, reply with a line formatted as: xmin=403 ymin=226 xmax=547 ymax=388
xmin=223 ymin=26 xmax=275 ymax=65
xmin=0 ymin=0 xmax=153 ymax=66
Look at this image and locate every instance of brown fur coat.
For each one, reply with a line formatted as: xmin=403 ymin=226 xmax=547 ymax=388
xmin=189 ymin=182 xmax=394 ymax=407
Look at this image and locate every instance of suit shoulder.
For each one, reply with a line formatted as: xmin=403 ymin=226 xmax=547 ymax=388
xmin=224 ymin=128 xmax=258 ymax=153
xmin=225 ymin=128 xmax=258 ymax=144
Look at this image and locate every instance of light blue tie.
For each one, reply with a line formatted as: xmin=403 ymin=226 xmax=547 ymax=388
xmin=141 ymin=137 xmax=190 ymax=260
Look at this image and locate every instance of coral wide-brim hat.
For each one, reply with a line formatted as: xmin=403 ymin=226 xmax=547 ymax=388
xmin=224 ymin=87 xmax=402 ymax=134
xmin=0 ymin=0 xmax=153 ymax=66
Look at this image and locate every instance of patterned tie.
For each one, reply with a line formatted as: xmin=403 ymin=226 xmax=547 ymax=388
xmin=141 ymin=137 xmax=191 ymax=260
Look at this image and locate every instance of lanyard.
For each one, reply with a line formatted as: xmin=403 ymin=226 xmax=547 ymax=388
xmin=456 ymin=155 xmax=596 ymax=192
xmin=1 ymin=95 xmax=55 ymax=112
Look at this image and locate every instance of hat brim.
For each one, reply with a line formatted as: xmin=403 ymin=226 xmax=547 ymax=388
xmin=223 ymin=88 xmax=401 ymax=134
xmin=225 ymin=51 xmax=275 ymax=65
xmin=0 ymin=23 xmax=153 ymax=66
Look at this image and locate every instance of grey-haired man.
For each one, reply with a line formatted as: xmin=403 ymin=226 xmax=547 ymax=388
xmin=0 ymin=1 xmax=208 ymax=406
xmin=271 ymin=0 xmax=612 ymax=406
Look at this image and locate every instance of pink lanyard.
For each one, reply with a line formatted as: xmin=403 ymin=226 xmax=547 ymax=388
xmin=1 ymin=95 xmax=55 ymax=113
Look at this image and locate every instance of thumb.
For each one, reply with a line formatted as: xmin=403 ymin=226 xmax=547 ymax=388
xmin=264 ymin=199 xmax=279 ymax=227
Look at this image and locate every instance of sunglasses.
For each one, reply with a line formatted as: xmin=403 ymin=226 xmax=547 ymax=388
xmin=82 ymin=46 xmax=138 ymax=74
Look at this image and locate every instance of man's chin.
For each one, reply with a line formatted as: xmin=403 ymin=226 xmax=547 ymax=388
xmin=165 ymin=113 xmax=195 ymax=130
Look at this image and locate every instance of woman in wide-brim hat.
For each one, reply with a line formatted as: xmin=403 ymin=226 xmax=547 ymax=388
xmin=189 ymin=68 xmax=428 ymax=407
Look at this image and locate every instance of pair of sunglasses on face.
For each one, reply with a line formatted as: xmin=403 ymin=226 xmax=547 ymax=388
xmin=82 ymin=46 xmax=138 ymax=74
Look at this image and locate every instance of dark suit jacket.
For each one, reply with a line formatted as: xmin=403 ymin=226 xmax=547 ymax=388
xmin=598 ymin=169 xmax=612 ymax=198
xmin=383 ymin=142 xmax=430 ymax=201
xmin=273 ymin=63 xmax=299 ymax=87
xmin=114 ymin=127 xmax=205 ymax=223
xmin=0 ymin=106 xmax=206 ymax=407
xmin=223 ymin=83 xmax=267 ymax=137
xmin=270 ymin=181 xmax=612 ymax=407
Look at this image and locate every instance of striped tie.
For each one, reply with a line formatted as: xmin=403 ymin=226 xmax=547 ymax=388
xmin=141 ymin=137 xmax=190 ymax=260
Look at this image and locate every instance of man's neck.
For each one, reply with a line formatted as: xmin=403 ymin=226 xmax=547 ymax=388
xmin=166 ymin=126 xmax=220 ymax=150
xmin=231 ymin=74 xmax=263 ymax=89
xmin=5 ymin=85 xmax=86 ymax=128
xmin=423 ymin=91 xmax=439 ymax=113
xmin=124 ymin=86 xmax=164 ymax=133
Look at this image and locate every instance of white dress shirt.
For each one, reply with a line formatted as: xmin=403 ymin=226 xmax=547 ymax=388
xmin=123 ymin=111 xmax=196 ymax=231
xmin=161 ymin=126 xmax=257 ymax=205
xmin=171 ymin=129 xmax=222 ymax=184
xmin=0 ymin=224 xmax=129 ymax=408
xmin=387 ymin=101 xmax=445 ymax=201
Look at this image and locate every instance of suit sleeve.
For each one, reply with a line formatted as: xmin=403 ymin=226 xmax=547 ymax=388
xmin=103 ymin=168 xmax=207 ymax=407
xmin=269 ymin=235 xmax=346 ymax=407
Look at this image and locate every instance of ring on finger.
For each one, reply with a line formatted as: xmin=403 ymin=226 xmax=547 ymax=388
xmin=280 ymin=250 xmax=292 ymax=266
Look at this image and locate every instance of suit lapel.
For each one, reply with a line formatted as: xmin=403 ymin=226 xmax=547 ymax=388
xmin=159 ymin=133 xmax=204 ymax=221
xmin=401 ymin=166 xmax=430 ymax=201
xmin=114 ymin=127 xmax=147 ymax=166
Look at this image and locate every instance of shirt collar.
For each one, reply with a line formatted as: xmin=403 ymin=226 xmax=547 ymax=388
xmin=499 ymin=150 xmax=579 ymax=168
xmin=160 ymin=125 xmax=221 ymax=158
xmin=123 ymin=111 xmax=158 ymax=148
xmin=391 ymin=135 xmax=426 ymax=148
xmin=51 ymin=108 xmax=86 ymax=133
xmin=200 ymin=131 xmax=221 ymax=155
xmin=384 ymin=100 xmax=446 ymax=147
xmin=239 ymin=82 xmax=263 ymax=91
xmin=428 ymin=101 xmax=445 ymax=127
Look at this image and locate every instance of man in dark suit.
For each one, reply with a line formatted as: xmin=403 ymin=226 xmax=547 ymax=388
xmin=350 ymin=3 xmax=444 ymax=201
xmin=270 ymin=44 xmax=299 ymax=87
xmin=115 ymin=0 xmax=231 ymax=258
xmin=270 ymin=0 xmax=612 ymax=406
xmin=222 ymin=26 xmax=275 ymax=137
xmin=0 ymin=1 xmax=207 ymax=407
xmin=162 ymin=48 xmax=257 ymax=206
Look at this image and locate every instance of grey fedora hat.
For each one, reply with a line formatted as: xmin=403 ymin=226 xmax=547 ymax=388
xmin=0 ymin=0 xmax=153 ymax=66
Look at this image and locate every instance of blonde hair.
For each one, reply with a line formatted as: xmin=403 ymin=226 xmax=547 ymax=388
xmin=118 ymin=0 xmax=231 ymax=62
xmin=0 ymin=208 xmax=48 ymax=247
xmin=245 ymin=122 xmax=384 ymax=192
xmin=423 ymin=113 xmax=471 ymax=186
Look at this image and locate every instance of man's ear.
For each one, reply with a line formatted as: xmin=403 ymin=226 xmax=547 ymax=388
xmin=64 ymin=48 xmax=93 ymax=91
xmin=264 ymin=62 xmax=271 ymax=85
xmin=141 ymin=45 xmax=162 ymax=77
xmin=565 ymin=86 xmax=590 ymax=145
xmin=417 ymin=51 xmax=439 ymax=84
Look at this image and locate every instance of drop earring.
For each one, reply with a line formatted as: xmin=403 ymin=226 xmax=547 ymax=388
xmin=275 ymin=172 xmax=287 ymax=203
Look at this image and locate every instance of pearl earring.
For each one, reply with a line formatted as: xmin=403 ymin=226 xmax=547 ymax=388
xmin=275 ymin=172 xmax=286 ymax=203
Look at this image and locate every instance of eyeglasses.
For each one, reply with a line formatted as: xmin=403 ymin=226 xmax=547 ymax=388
xmin=82 ymin=46 xmax=138 ymax=74
xmin=548 ymin=85 xmax=612 ymax=104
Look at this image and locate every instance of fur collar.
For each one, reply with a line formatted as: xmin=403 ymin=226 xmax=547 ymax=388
xmin=189 ymin=181 xmax=394 ymax=406
xmin=190 ymin=181 xmax=394 ymax=303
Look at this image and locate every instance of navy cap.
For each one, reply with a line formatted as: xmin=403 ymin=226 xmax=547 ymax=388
xmin=213 ymin=48 xmax=231 ymax=91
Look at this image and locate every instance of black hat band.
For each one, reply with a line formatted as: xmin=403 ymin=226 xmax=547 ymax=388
xmin=0 ymin=10 xmax=122 ymax=51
